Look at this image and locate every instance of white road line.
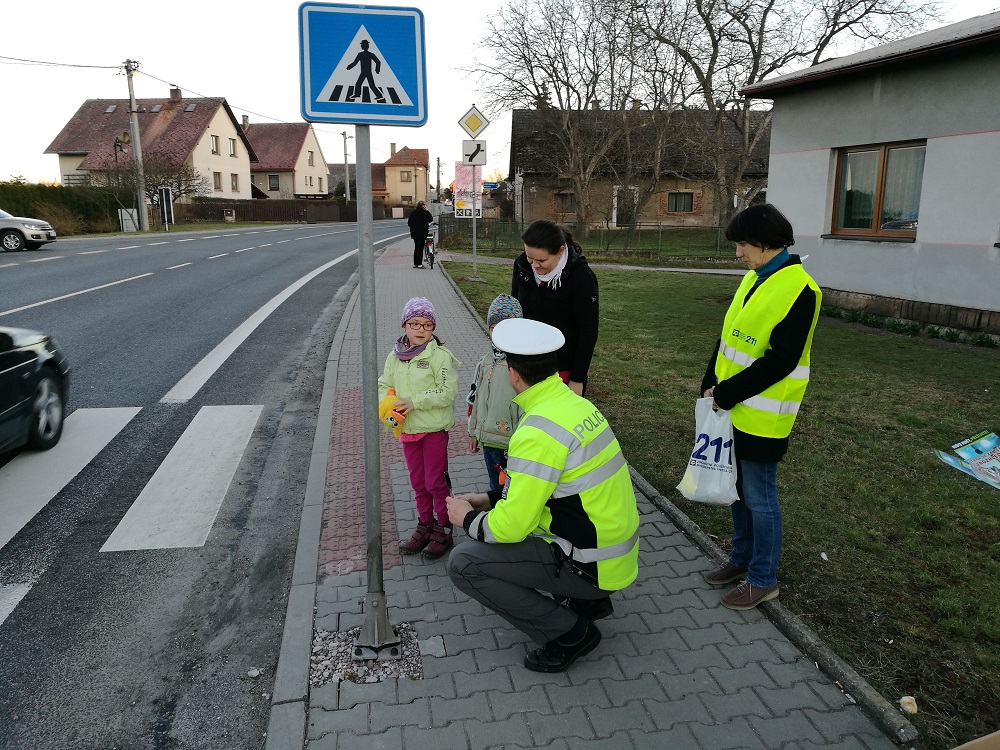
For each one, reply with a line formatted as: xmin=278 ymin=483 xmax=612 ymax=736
xmin=208 ymin=253 xmax=228 ymax=259
xmin=176 ymin=238 xmax=195 ymax=242
xmin=147 ymin=242 xmax=168 ymax=246
xmin=234 ymin=247 xmax=254 ymax=253
xmin=203 ymin=236 xmax=220 ymax=239
xmin=0 ymin=273 xmax=154 ymax=317
xmin=0 ymin=584 xmax=32 ymax=627
xmin=0 ymin=263 xmax=18 ymax=269
xmin=168 ymin=263 xmax=192 ymax=270
xmin=79 ymin=250 xmax=109 ymax=255
xmin=0 ymin=407 xmax=141 ymax=551
xmin=118 ymin=245 xmax=139 ymax=249
xmin=100 ymin=405 xmax=263 ymax=551
xmin=277 ymin=240 xmax=291 ymax=244
xmin=160 ymin=249 xmax=358 ymax=403
xmin=259 ymin=243 xmax=272 ymax=247
xmin=27 ymin=257 xmax=62 ymax=263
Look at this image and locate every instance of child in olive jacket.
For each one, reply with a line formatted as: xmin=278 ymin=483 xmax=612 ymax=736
xmin=378 ymin=297 xmax=460 ymax=558
xmin=467 ymin=294 xmax=524 ymax=491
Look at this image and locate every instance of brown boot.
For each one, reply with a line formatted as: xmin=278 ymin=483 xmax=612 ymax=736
xmin=399 ymin=522 xmax=433 ymax=555
xmin=421 ymin=523 xmax=453 ymax=559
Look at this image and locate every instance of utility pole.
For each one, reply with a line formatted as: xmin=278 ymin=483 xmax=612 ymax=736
xmin=436 ymin=157 xmax=441 ymax=202
xmin=341 ymin=130 xmax=353 ymax=202
xmin=124 ymin=59 xmax=149 ymax=232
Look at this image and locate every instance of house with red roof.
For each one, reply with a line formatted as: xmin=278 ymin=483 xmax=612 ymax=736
xmin=242 ymin=120 xmax=329 ymax=199
xmin=383 ymin=145 xmax=429 ymax=206
xmin=46 ymin=88 xmax=257 ymax=201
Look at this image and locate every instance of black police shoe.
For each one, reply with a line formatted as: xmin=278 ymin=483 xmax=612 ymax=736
xmin=524 ymin=622 xmax=602 ymax=673
xmin=565 ymin=596 xmax=614 ymax=621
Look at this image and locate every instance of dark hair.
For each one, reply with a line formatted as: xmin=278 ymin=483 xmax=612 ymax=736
xmin=725 ymin=203 xmax=795 ymax=250
xmin=521 ymin=219 xmax=581 ymax=255
xmin=505 ymin=351 xmax=559 ymax=386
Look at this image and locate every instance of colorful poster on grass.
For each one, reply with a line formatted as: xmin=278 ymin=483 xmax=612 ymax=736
xmin=934 ymin=430 xmax=1000 ymax=491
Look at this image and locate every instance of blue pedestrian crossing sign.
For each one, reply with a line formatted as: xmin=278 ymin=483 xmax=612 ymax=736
xmin=299 ymin=3 xmax=427 ymax=126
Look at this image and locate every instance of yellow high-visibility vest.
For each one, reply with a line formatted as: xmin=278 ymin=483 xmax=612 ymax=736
xmin=715 ymin=265 xmax=821 ymax=438
xmin=469 ymin=374 xmax=639 ymax=590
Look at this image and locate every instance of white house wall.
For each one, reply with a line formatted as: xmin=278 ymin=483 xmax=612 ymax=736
xmin=193 ymin=107 xmax=253 ymax=200
xmin=764 ymin=50 xmax=1000 ymax=313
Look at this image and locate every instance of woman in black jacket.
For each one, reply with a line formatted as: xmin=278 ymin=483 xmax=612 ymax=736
xmin=407 ymin=201 xmax=433 ymax=268
xmin=512 ymin=220 xmax=599 ymax=396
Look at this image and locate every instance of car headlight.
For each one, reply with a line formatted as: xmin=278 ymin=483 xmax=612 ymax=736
xmin=22 ymin=222 xmax=46 ymax=231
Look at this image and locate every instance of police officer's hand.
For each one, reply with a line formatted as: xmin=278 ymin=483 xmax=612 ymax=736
xmin=568 ymin=380 xmax=584 ymax=396
xmin=446 ymin=495 xmax=474 ymax=527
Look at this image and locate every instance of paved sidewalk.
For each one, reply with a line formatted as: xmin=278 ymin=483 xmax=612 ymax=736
xmin=267 ymin=241 xmax=911 ymax=750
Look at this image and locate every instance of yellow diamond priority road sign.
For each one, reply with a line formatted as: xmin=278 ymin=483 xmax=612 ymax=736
xmin=458 ymin=105 xmax=489 ymax=139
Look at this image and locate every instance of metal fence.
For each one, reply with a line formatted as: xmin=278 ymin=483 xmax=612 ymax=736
xmin=438 ymin=215 xmax=728 ymax=258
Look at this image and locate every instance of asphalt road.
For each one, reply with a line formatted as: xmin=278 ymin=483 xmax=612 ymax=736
xmin=0 ymin=222 xmax=407 ymax=749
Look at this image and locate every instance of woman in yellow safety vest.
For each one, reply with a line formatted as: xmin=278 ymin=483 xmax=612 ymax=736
xmin=699 ymin=203 xmax=821 ymax=611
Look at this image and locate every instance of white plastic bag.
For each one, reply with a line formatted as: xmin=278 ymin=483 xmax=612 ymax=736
xmin=676 ymin=397 xmax=738 ymax=506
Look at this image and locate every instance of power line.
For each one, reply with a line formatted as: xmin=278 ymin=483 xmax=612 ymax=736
xmin=0 ymin=54 xmax=119 ymax=70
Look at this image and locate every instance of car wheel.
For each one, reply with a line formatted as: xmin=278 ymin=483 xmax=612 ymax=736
xmin=1 ymin=229 xmax=26 ymax=252
xmin=28 ymin=370 xmax=64 ymax=450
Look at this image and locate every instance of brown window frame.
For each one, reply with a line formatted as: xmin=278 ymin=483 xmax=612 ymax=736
xmin=213 ymin=171 xmax=222 ymax=191
xmin=830 ymin=140 xmax=925 ymax=239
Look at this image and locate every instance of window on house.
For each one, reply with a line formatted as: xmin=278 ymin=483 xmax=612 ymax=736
xmin=555 ymin=192 xmax=576 ymax=214
xmin=268 ymin=174 xmax=280 ymax=191
xmin=832 ymin=141 xmax=925 ymax=236
xmin=213 ymin=172 xmax=222 ymax=191
xmin=667 ymin=192 xmax=694 ymax=212
xmin=400 ymin=171 xmax=412 ymax=182
xmin=401 ymin=195 xmax=413 ymax=205
xmin=211 ymin=135 xmax=220 ymax=155
xmin=231 ymin=173 xmax=239 ymax=191
xmin=308 ymin=176 xmax=314 ymax=187
xmin=229 ymin=138 xmax=237 ymax=157
xmin=318 ymin=177 xmax=323 ymax=192
xmin=308 ymin=150 xmax=315 ymax=166
xmin=105 ymin=105 xmax=117 ymax=113
xmin=150 ymin=104 xmax=162 ymax=113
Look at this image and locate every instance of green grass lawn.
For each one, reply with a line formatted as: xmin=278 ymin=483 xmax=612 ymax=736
xmin=443 ymin=259 xmax=1000 ymax=750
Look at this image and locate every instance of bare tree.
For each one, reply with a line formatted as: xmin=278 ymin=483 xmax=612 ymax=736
xmin=140 ymin=157 xmax=211 ymax=205
xmin=640 ymin=0 xmax=942 ymax=221
xmin=475 ymin=0 xmax=653 ymax=233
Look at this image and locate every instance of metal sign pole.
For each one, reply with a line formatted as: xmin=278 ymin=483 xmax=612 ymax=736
xmin=353 ymin=124 xmax=400 ymax=659
xmin=471 ymin=167 xmax=479 ymax=280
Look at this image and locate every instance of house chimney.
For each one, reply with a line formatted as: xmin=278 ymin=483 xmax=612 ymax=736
xmin=169 ymin=87 xmax=182 ymax=102
xmin=390 ymin=143 xmax=396 ymax=156
xmin=242 ymin=114 xmax=249 ymax=130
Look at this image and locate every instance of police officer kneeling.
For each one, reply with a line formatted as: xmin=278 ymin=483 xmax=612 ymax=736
xmin=446 ymin=318 xmax=640 ymax=672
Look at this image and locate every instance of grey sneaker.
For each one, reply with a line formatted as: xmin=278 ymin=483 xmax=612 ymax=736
xmin=702 ymin=561 xmax=747 ymax=586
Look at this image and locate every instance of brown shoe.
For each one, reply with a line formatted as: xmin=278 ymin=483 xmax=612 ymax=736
xmin=399 ymin=522 xmax=433 ymax=555
xmin=421 ymin=523 xmax=453 ymax=559
xmin=720 ymin=580 xmax=779 ymax=610
xmin=702 ymin=561 xmax=747 ymax=586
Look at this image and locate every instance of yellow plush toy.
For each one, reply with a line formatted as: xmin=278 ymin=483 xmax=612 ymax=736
xmin=378 ymin=387 xmax=406 ymax=438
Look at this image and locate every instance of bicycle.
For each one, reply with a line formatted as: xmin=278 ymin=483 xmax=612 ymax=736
xmin=423 ymin=222 xmax=438 ymax=269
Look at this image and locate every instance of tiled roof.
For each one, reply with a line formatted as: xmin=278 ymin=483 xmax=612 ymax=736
xmin=510 ymin=108 xmax=769 ymax=179
xmin=244 ymin=123 xmax=310 ymax=171
xmin=45 ymin=95 xmax=257 ymax=169
xmin=327 ymin=162 xmax=357 ymax=184
xmin=384 ymin=146 xmax=428 ymax=167
xmin=744 ymin=11 xmax=1000 ymax=97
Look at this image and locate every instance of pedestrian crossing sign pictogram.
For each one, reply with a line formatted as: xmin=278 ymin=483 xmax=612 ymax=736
xmin=299 ymin=3 xmax=427 ymax=126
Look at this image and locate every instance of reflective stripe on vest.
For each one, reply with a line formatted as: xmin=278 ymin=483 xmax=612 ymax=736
xmin=532 ymin=528 xmax=640 ymax=563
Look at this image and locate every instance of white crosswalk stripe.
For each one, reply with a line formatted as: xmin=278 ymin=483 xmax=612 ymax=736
xmin=101 ymin=405 xmax=263 ymax=552
xmin=0 ymin=407 xmax=141 ymax=551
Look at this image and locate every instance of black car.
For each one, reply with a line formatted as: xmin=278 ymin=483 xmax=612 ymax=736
xmin=0 ymin=326 xmax=70 ymax=453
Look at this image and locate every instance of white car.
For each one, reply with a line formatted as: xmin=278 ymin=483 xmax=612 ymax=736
xmin=0 ymin=208 xmax=57 ymax=251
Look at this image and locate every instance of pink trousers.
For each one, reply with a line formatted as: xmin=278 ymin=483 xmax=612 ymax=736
xmin=401 ymin=430 xmax=450 ymax=525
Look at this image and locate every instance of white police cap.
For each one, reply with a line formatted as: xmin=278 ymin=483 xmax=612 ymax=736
xmin=491 ymin=318 xmax=565 ymax=355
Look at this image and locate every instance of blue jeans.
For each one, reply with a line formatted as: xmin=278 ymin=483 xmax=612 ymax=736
xmin=482 ymin=445 xmax=508 ymax=492
xmin=729 ymin=459 xmax=781 ymax=588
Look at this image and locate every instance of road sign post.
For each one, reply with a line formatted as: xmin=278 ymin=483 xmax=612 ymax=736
xmin=300 ymin=2 xmax=428 ymax=660
xmin=459 ymin=106 xmax=490 ymax=281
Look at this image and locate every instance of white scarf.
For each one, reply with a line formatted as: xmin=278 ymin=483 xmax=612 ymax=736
xmin=532 ymin=246 xmax=569 ymax=290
